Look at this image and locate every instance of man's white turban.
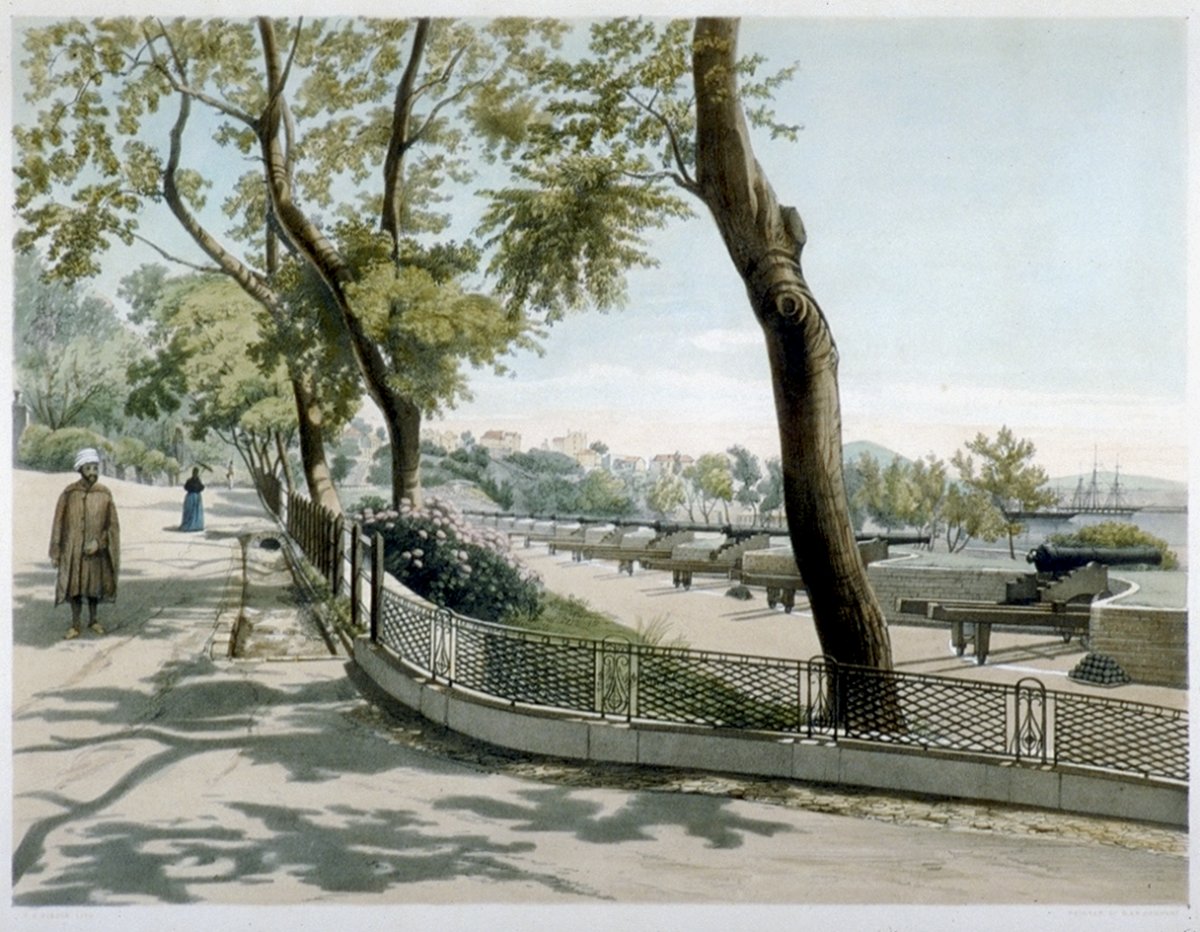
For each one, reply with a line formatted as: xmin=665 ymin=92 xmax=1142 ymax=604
xmin=74 ymin=448 xmax=101 ymax=471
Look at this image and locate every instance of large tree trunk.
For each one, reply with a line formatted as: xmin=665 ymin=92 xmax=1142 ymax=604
xmin=388 ymin=398 xmax=423 ymax=509
xmin=291 ymin=376 xmax=342 ymax=515
xmin=693 ymin=18 xmax=893 ymax=671
xmin=257 ymin=17 xmax=424 ymax=509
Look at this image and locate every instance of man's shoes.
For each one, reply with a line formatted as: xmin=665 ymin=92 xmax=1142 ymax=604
xmin=88 ymin=623 xmax=105 ymax=636
xmin=64 ymin=627 xmax=81 ymax=640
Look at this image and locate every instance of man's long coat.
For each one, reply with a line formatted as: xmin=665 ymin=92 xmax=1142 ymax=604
xmin=48 ymin=478 xmax=120 ymax=604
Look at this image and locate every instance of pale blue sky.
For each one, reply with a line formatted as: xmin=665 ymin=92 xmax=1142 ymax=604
xmin=4 ymin=8 xmax=1193 ymax=482
xmin=432 ymin=14 xmax=1190 ymax=482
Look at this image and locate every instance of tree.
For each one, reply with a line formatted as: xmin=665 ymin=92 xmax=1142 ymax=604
xmin=576 ymin=469 xmax=634 ymax=517
xmin=244 ymin=17 xmax=561 ymax=508
xmin=952 ymin=426 xmax=1056 ymax=559
xmin=13 ymin=253 xmax=140 ymax=433
xmin=908 ymin=455 xmax=949 ymax=547
xmin=727 ymin=444 xmax=763 ymax=524
xmin=684 ymin=452 xmax=734 ymax=525
xmin=15 ymin=19 xmax=348 ymax=513
xmin=941 ymin=483 xmax=1008 ymax=553
xmin=757 ymin=457 xmax=785 ymax=528
xmin=14 ymin=17 xmax=566 ymax=511
xmin=646 ymin=470 xmax=687 ymax=521
xmin=124 ymin=273 xmax=304 ymax=498
xmin=483 ymin=19 xmax=892 ymax=668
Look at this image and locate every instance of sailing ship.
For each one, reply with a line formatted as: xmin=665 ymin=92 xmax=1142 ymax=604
xmin=1004 ymin=452 xmax=1139 ymax=521
xmin=1067 ymin=456 xmax=1139 ymax=517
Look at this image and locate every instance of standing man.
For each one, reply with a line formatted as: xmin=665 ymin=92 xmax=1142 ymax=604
xmin=49 ymin=447 xmax=120 ymax=639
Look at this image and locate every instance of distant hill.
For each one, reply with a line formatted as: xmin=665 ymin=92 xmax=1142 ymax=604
xmin=842 ymin=440 xmax=909 ymax=468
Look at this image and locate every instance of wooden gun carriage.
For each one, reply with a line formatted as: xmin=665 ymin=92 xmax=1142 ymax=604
xmin=738 ymin=538 xmax=891 ymax=612
xmin=641 ymin=533 xmax=774 ymax=589
xmin=898 ymin=554 xmax=1133 ymax=664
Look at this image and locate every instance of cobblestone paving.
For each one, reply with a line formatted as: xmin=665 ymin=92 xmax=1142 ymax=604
xmin=346 ymin=690 xmax=1187 ymax=860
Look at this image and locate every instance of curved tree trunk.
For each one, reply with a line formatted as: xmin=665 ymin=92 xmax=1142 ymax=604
xmin=162 ymin=80 xmax=342 ymax=515
xmin=291 ymin=376 xmax=342 ymax=514
xmin=257 ymin=17 xmax=424 ymax=509
xmin=693 ymin=18 xmax=893 ymax=670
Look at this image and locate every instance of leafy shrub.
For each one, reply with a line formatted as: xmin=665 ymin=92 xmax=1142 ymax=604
xmin=349 ymin=494 xmax=389 ymax=513
xmin=18 ymin=424 xmax=109 ymax=472
xmin=505 ymin=449 xmax=579 ymax=475
xmin=356 ymin=496 xmax=541 ymax=623
xmin=1048 ymin=521 xmax=1178 ymax=570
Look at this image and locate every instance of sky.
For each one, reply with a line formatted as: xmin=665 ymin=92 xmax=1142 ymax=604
xmin=4 ymin=5 xmax=1194 ymax=485
xmin=425 ymin=14 xmax=1191 ymax=484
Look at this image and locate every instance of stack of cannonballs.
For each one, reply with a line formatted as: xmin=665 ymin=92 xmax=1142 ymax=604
xmin=1068 ymin=653 xmax=1132 ymax=687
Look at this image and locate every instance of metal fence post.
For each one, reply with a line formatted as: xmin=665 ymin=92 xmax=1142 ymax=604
xmin=332 ymin=515 xmax=345 ymax=593
xmin=370 ymin=532 xmax=384 ymax=644
xmin=350 ymin=523 xmax=362 ymax=632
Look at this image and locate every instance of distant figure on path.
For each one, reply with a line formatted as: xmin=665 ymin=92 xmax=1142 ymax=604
xmin=180 ymin=467 xmax=206 ymax=532
xmin=226 ymin=460 xmax=234 ymax=489
xmin=49 ymin=447 xmax=120 ymax=640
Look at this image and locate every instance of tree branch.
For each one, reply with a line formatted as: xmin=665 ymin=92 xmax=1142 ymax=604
xmin=622 ymin=87 xmax=697 ymax=191
xmin=130 ymin=233 xmax=221 ymax=274
xmin=145 ymin=21 xmax=257 ymax=129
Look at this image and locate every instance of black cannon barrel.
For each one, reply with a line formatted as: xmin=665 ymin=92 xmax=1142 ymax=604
xmin=1027 ymin=543 xmax=1162 ymax=574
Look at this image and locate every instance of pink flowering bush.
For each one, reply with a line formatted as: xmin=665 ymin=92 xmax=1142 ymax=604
xmin=356 ymin=496 xmax=541 ymax=623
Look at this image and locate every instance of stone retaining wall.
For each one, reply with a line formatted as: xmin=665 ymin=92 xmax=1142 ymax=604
xmin=354 ymin=636 xmax=1187 ymax=827
xmin=1089 ymin=602 xmax=1188 ymax=689
xmin=868 ymin=560 xmax=1019 ymax=624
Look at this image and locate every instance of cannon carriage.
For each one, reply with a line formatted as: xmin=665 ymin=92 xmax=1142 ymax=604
xmin=641 ymin=533 xmax=774 ymax=589
xmin=899 ymin=544 xmax=1160 ymax=664
xmin=739 ymin=538 xmax=891 ymax=612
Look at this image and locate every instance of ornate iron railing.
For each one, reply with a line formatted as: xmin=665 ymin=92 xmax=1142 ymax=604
xmin=284 ymin=491 xmax=1189 ymax=785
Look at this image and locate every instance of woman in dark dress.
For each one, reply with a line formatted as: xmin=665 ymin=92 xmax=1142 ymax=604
xmin=180 ymin=467 xmax=205 ymax=532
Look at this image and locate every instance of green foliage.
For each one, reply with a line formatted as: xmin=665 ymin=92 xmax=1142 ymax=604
xmin=349 ymin=494 xmax=389 ymax=513
xmin=646 ymin=470 xmax=686 ymax=520
xmin=368 ymin=446 xmax=393 ymax=487
xmin=17 ymin=425 xmax=108 ymax=472
xmin=575 ymin=469 xmax=636 ymax=517
xmin=758 ymin=458 xmax=784 ymax=525
xmin=482 ymin=17 xmax=798 ymax=319
xmin=1049 ymin=522 xmax=1178 ymax=570
xmin=505 ymin=449 xmax=581 ymax=476
xmin=14 ymin=252 xmax=141 ymax=433
xmin=953 ymin=426 xmax=1055 ymax=557
xmin=477 ymin=476 xmax=516 ymax=510
xmin=357 ymin=497 xmax=541 ymax=623
xmin=941 ymin=483 xmax=1008 ymax=552
xmin=684 ymin=452 xmax=734 ymax=523
xmin=727 ymin=445 xmax=763 ymax=520
xmin=504 ymin=591 xmax=639 ymax=641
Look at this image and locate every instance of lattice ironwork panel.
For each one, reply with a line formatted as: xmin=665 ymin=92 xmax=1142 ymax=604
xmin=377 ymin=590 xmax=434 ymax=671
xmin=453 ymin=625 xmax=596 ymax=710
xmin=635 ymin=650 xmax=803 ymax=731
xmin=839 ymin=668 xmax=1010 ymax=755
xmin=1053 ymin=694 xmax=1189 ymax=782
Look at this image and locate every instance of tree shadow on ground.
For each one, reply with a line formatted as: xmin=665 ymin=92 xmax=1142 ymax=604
xmin=13 ymin=799 xmax=595 ymax=905
xmin=13 ymin=652 xmax=795 ymax=904
xmin=433 ymin=784 xmax=792 ymax=849
xmin=11 ymin=566 xmax=236 ymax=648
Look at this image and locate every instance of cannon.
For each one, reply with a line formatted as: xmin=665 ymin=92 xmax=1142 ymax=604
xmin=898 ymin=558 xmax=1120 ymax=665
xmin=1026 ymin=543 xmax=1162 ymax=574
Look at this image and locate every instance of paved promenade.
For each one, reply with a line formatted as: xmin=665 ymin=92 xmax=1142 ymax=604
xmin=4 ymin=470 xmax=1191 ymax=930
